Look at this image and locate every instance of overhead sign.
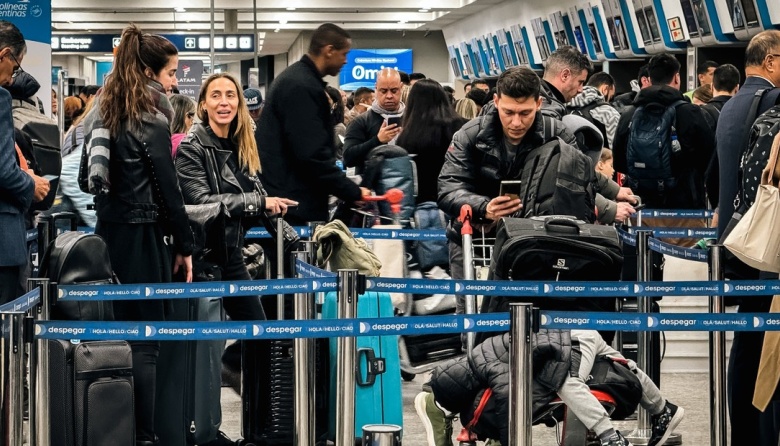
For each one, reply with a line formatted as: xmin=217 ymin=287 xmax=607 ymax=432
xmin=339 ymin=49 xmax=413 ymax=90
xmin=52 ymin=33 xmax=255 ymax=53
xmin=177 ymin=60 xmax=204 ymax=100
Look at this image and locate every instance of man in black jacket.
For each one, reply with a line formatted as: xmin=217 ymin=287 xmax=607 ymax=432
xmin=612 ymin=53 xmax=715 ymax=247
xmin=438 ymin=67 xmax=572 ymax=313
xmin=343 ymin=67 xmax=404 ymax=173
xmin=257 ymin=23 xmax=363 ymax=225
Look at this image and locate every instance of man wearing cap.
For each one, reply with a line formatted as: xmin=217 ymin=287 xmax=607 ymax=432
xmin=243 ymin=87 xmax=263 ymax=124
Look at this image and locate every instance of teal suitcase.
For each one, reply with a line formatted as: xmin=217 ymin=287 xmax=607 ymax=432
xmin=322 ymin=291 xmax=404 ymax=440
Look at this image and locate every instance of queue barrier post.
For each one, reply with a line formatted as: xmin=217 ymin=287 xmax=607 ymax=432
xmin=707 ymin=242 xmax=727 ymax=446
xmin=293 ymin=249 xmax=316 ymax=446
xmin=335 ymin=269 xmax=360 ymax=446
xmin=627 ymin=230 xmax=653 ymax=445
xmin=361 ymin=424 xmax=402 ymax=445
xmin=28 ymin=278 xmax=51 ymax=446
xmin=2 ymin=311 xmax=26 ymax=445
xmin=508 ymin=303 xmax=533 ymax=446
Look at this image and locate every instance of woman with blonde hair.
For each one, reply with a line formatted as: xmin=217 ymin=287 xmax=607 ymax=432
xmin=175 ymin=73 xmax=296 ymax=406
xmin=81 ymin=24 xmax=194 ymax=445
xmin=455 ymin=97 xmax=481 ymax=120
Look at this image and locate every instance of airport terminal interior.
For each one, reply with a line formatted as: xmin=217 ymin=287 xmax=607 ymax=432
xmin=0 ymin=0 xmax=780 ymax=446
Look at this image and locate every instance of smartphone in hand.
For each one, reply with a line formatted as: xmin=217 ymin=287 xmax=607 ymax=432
xmin=500 ymin=180 xmax=523 ymax=200
xmin=386 ymin=116 xmax=402 ymax=127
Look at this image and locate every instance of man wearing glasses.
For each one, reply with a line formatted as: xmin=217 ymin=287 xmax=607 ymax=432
xmin=715 ymin=29 xmax=780 ymax=446
xmin=0 ymin=20 xmax=50 ymax=305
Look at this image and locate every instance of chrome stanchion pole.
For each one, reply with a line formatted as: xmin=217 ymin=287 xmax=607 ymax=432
xmin=508 ymin=303 xmax=533 ymax=446
xmin=335 ymin=269 xmax=359 ymax=446
xmin=462 ymin=224 xmax=476 ymax=356
xmin=708 ymin=242 xmax=727 ymax=446
xmin=276 ymin=217 xmax=285 ymax=320
xmin=293 ymin=250 xmax=315 ymax=446
xmin=3 ymin=312 xmax=26 ymax=445
xmin=57 ymin=70 xmax=68 ymax=145
xmin=627 ymin=230 xmax=653 ymax=445
xmin=28 ymin=278 xmax=50 ymax=446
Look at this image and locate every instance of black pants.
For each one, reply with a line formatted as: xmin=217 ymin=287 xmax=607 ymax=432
xmin=728 ymin=272 xmax=780 ymax=446
xmin=222 ymin=246 xmax=267 ymax=372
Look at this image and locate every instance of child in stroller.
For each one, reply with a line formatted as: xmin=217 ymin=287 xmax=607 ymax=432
xmin=417 ymin=329 xmax=683 ymax=446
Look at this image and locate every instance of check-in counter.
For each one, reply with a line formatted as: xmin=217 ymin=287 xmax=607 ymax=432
xmin=728 ymin=0 xmax=764 ymax=41
xmin=598 ymin=0 xmax=648 ymax=57
xmin=573 ymin=3 xmax=616 ymax=61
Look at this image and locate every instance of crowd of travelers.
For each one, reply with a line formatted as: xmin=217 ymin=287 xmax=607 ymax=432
xmin=1 ymin=15 xmax=780 ymax=446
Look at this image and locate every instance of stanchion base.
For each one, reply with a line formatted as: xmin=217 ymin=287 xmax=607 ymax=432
xmin=625 ymin=432 xmax=682 ymax=446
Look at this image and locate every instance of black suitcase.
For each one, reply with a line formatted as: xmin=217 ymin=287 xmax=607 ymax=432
xmin=483 ymin=216 xmax=623 ymax=312
xmin=156 ymin=297 xmax=225 ymax=445
xmin=49 ymin=340 xmax=135 ymax=446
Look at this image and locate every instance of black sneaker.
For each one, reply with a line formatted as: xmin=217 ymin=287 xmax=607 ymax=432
xmin=649 ymin=401 xmax=684 ymax=446
xmin=601 ymin=431 xmax=632 ymax=446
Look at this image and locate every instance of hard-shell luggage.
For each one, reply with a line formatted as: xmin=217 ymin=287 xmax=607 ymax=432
xmin=49 ymin=340 xmax=135 ymax=446
xmin=483 ymin=216 xmax=623 ymax=315
xmin=155 ymin=297 xmax=225 ymax=445
xmin=322 ymin=291 xmax=403 ymax=441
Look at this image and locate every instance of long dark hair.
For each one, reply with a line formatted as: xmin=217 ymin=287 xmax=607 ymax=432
xmin=397 ymin=79 xmax=464 ymax=154
xmin=325 ymin=86 xmax=345 ymax=126
xmin=100 ymin=24 xmax=178 ymax=135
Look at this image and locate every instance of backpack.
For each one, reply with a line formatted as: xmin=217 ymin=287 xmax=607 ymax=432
xmin=12 ymin=99 xmax=62 ymax=178
xmin=518 ymin=138 xmax=597 ymax=223
xmin=361 ymin=144 xmax=417 ymax=223
xmin=625 ymin=100 xmax=686 ymax=201
xmin=585 ymin=355 xmax=642 ymax=420
xmin=39 ymin=228 xmax=116 ymax=321
xmin=569 ymin=100 xmax=610 ymax=148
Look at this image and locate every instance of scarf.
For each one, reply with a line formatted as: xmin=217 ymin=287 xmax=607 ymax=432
xmin=82 ymin=81 xmax=173 ymax=194
xmin=370 ymin=100 xmax=405 ymax=119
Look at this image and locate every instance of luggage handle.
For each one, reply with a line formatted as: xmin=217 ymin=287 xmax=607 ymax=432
xmin=543 ymin=217 xmax=580 ymax=235
xmin=355 ymin=347 xmax=386 ymax=387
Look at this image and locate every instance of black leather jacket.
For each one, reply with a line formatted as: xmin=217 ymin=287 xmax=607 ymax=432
xmin=94 ymin=111 xmax=194 ymax=256
xmin=176 ymin=123 xmax=266 ymax=249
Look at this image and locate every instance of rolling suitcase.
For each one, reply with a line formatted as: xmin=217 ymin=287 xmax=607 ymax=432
xmin=322 ymin=291 xmax=403 ymax=441
xmin=155 ymin=297 xmax=225 ymax=445
xmin=49 ymin=340 xmax=135 ymax=446
xmin=480 ymin=216 xmax=623 ymax=344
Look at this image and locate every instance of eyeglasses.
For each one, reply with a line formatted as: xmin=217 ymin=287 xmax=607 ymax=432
xmin=7 ymin=51 xmax=22 ymax=78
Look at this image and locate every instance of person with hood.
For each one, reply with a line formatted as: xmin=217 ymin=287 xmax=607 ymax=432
xmin=568 ymin=72 xmax=621 ymax=149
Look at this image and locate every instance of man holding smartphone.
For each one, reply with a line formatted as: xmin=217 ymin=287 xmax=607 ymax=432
xmin=343 ymin=67 xmax=405 ymax=173
xmin=438 ymin=67 xmax=577 ymax=313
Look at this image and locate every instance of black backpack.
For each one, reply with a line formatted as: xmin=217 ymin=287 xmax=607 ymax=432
xmin=569 ymin=100 xmax=610 ymax=148
xmin=518 ymin=138 xmax=597 ymax=223
xmin=585 ymin=355 xmax=642 ymax=420
xmin=625 ymin=100 xmax=686 ymax=201
xmin=39 ymin=218 xmax=116 ymax=321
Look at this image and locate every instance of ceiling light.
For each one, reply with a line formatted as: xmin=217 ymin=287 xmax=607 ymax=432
xmin=274 ymin=28 xmax=280 ymax=33
xmin=286 ymin=7 xmax=296 ymax=10
xmin=175 ymin=7 xmax=186 ymax=12
xmin=398 ymin=20 xmax=407 ymax=24
xmin=279 ymin=19 xmax=288 ymax=24
xmin=419 ymin=8 xmax=429 ymax=12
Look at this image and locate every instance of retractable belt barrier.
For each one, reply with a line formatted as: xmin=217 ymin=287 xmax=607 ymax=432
xmin=0 ymin=287 xmax=40 ymax=313
xmin=617 ymin=227 xmax=710 ymax=262
xmin=55 ymin=276 xmax=779 ymax=301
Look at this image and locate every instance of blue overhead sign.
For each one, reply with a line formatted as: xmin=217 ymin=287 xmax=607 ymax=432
xmin=339 ymin=49 xmax=413 ymax=90
xmin=52 ymin=34 xmax=255 ymax=53
xmin=1 ymin=0 xmax=50 ymax=44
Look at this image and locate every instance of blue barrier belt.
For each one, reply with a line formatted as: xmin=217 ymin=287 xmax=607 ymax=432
xmin=0 ymin=288 xmax=40 ymax=313
xmin=34 ymin=313 xmax=509 ymax=341
xmin=629 ymin=226 xmax=717 ymax=239
xmin=639 ymin=209 xmax=715 ymax=218
xmin=295 ymin=259 xmax=337 ymax=278
xmin=57 ymin=278 xmax=338 ymax=301
xmin=648 ymin=238 xmax=709 ymax=262
xmin=26 ymin=229 xmax=38 ymax=242
xmin=56 ymin=275 xmax=780 ymax=301
xmin=32 ymin=311 xmax=780 ymax=341
xmin=617 ymin=227 xmax=636 ymax=247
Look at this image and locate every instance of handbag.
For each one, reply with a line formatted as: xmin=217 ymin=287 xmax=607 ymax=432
xmin=724 ymin=133 xmax=780 ymax=273
xmin=313 ymin=220 xmax=382 ymax=276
